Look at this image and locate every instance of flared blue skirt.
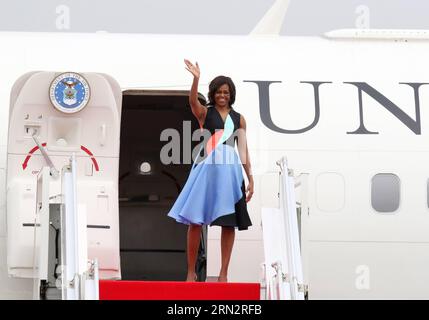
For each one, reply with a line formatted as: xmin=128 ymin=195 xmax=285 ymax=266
xmin=167 ymin=143 xmax=252 ymax=230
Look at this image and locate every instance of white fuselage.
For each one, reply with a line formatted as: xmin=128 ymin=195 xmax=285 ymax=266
xmin=1 ymin=31 xmax=429 ymax=299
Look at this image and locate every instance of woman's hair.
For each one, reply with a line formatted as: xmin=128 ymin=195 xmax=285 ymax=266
xmin=207 ymin=75 xmax=236 ymax=107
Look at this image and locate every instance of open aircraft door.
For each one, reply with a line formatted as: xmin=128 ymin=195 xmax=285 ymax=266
xmin=6 ymin=71 xmax=122 ymax=280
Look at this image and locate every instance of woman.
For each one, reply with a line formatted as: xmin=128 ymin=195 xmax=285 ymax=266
xmin=168 ymin=59 xmax=254 ymax=282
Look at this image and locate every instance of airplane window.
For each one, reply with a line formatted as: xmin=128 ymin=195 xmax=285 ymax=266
xmin=371 ymin=174 xmax=400 ymax=213
xmin=315 ymin=172 xmax=345 ymax=213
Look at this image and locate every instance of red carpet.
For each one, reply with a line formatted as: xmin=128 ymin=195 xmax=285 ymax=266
xmin=99 ymin=280 xmax=260 ymax=300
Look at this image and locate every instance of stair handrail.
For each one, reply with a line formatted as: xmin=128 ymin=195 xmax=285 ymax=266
xmin=32 ymin=166 xmax=51 ymax=299
xmin=31 ymin=153 xmax=99 ymax=299
xmin=276 ymin=156 xmax=305 ymax=300
xmin=60 ymin=154 xmax=99 ymax=300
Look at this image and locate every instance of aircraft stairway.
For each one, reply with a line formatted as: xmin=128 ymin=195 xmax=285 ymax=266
xmin=32 ymin=156 xmax=99 ymax=300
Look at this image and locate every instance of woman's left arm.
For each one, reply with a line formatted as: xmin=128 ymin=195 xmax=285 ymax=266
xmin=238 ymin=115 xmax=254 ymax=202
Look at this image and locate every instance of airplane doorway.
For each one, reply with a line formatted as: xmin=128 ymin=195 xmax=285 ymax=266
xmin=118 ymin=90 xmax=207 ymax=281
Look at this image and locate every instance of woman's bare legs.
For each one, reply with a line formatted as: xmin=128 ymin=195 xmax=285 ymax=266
xmin=219 ymin=226 xmax=235 ymax=282
xmin=186 ymin=224 xmax=202 ymax=282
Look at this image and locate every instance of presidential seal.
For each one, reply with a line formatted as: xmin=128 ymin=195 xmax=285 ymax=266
xmin=49 ymin=72 xmax=90 ymax=113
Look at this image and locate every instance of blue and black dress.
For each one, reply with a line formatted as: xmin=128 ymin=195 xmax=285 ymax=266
xmin=167 ymin=105 xmax=252 ymax=230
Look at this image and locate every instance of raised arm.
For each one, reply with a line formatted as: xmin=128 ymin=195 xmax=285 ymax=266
xmin=184 ymin=59 xmax=207 ymax=126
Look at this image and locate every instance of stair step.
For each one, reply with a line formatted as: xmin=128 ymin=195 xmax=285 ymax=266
xmin=99 ymin=280 xmax=260 ymax=300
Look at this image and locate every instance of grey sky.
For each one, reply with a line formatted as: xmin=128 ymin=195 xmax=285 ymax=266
xmin=0 ymin=0 xmax=428 ymax=35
